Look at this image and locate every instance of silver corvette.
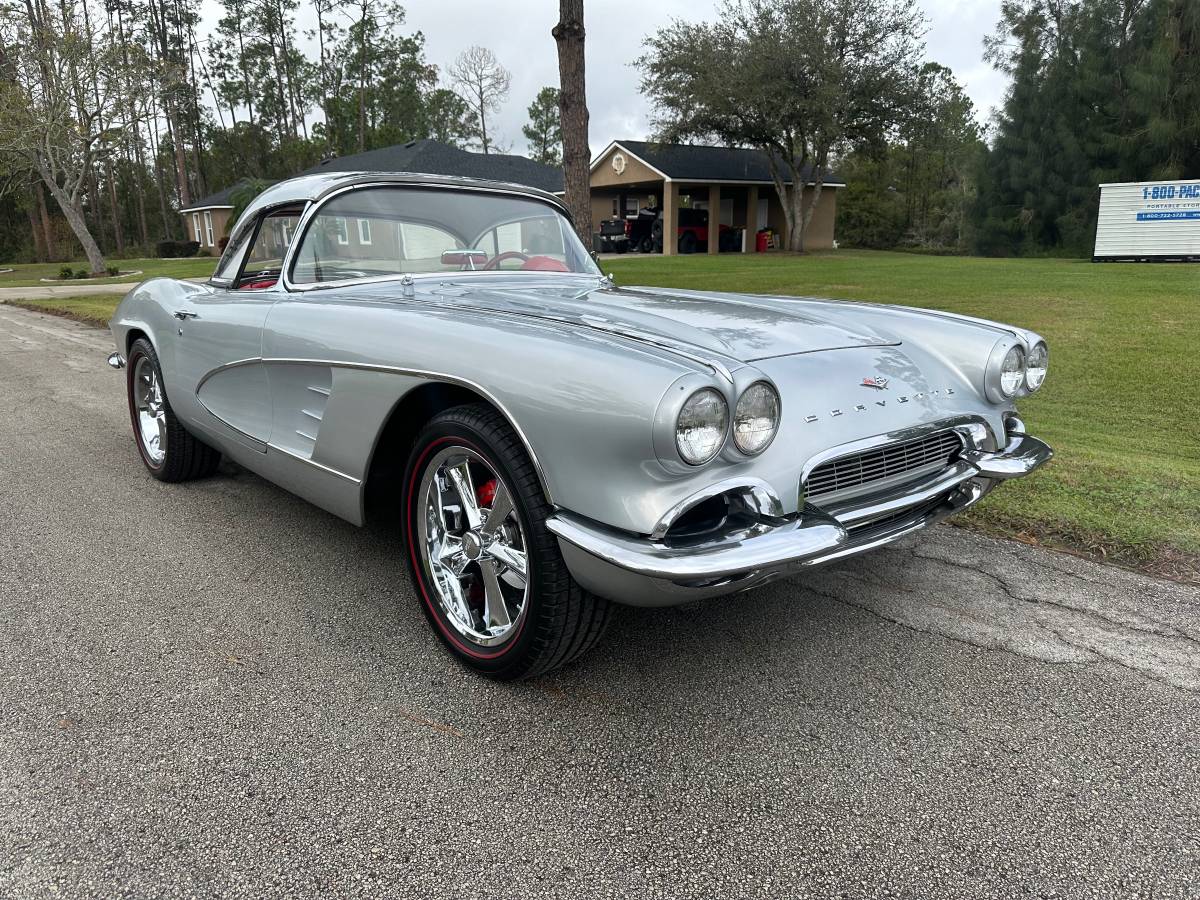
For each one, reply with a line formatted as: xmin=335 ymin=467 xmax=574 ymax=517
xmin=106 ymin=173 xmax=1052 ymax=678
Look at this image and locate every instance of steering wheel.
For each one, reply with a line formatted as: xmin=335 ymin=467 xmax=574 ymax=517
xmin=482 ymin=251 xmax=530 ymax=270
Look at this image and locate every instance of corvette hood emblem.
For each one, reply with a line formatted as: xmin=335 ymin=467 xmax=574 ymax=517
xmin=861 ymin=375 xmax=889 ymax=390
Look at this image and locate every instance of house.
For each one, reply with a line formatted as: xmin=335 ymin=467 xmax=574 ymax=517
xmin=589 ymin=140 xmax=844 ymax=254
xmin=179 ymin=184 xmax=241 ymax=252
xmin=180 ymin=139 xmax=841 ymax=259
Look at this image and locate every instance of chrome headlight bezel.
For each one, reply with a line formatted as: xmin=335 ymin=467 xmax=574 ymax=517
xmin=985 ymin=338 xmax=1026 ymax=403
xmin=675 ymin=387 xmax=729 ymax=466
xmin=732 ymin=381 xmax=781 ymax=456
xmin=1024 ymin=341 xmax=1048 ymax=392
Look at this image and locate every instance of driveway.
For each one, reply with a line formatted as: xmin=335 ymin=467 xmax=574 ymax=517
xmin=1 ymin=304 xmax=1197 ymax=898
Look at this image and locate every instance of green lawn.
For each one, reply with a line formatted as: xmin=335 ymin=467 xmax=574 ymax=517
xmin=0 ymin=256 xmax=217 ymax=287
xmin=8 ymin=294 xmax=122 ymax=328
xmin=7 ymin=249 xmax=1198 ymax=578
xmin=606 ymin=250 xmax=1200 ymax=576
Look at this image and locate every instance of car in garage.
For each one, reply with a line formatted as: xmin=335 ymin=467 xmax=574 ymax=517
xmin=105 ymin=171 xmax=1053 ymax=680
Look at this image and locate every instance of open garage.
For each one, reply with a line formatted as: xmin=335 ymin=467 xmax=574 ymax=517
xmin=589 ymin=140 xmax=843 ymax=255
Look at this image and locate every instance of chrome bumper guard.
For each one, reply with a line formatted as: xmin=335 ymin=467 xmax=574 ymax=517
xmin=547 ymin=428 xmax=1052 ymax=607
xmin=107 ymin=352 xmax=126 ymax=370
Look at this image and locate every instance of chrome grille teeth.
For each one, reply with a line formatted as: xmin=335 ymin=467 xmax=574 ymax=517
xmin=806 ymin=431 xmax=964 ymax=499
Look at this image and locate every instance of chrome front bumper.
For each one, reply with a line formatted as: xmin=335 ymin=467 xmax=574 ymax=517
xmin=547 ymin=426 xmax=1052 ymax=607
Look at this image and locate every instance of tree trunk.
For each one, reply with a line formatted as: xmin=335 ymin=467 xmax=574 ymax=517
xmin=105 ymin=159 xmax=126 ymax=256
xmin=553 ymin=0 xmax=590 ymax=248
xmin=35 ymin=183 xmax=57 ymax=260
xmin=26 ymin=188 xmax=46 ymax=262
xmin=38 ymin=166 xmax=106 ymax=273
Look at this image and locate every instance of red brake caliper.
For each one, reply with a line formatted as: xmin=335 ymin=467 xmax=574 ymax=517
xmin=476 ymin=479 xmax=497 ymax=509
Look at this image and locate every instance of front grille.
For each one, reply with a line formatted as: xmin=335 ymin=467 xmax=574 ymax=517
xmin=806 ymin=430 xmax=964 ymax=501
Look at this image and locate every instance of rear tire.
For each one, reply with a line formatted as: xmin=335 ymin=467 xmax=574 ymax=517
xmin=402 ymin=403 xmax=611 ymax=679
xmin=126 ymin=337 xmax=221 ymax=482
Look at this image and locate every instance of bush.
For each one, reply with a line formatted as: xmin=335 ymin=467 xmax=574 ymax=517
xmin=155 ymin=239 xmax=202 ymax=258
xmin=59 ymin=266 xmax=74 ymax=280
xmin=106 ymin=265 xmax=120 ymax=276
xmin=74 ymin=269 xmax=89 ymax=279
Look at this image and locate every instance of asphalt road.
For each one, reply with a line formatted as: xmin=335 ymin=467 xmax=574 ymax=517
xmin=1 ymin=303 xmax=1198 ymax=899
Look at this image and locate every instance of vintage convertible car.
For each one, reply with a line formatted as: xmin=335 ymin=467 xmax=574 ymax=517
xmin=106 ymin=172 xmax=1052 ymax=679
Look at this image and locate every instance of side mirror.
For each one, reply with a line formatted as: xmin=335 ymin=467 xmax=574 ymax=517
xmin=441 ymin=249 xmax=489 ymax=269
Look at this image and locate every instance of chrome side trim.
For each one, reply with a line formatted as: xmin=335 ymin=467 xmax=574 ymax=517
xmin=270 ymin=443 xmax=362 ymax=483
xmin=193 ymin=395 xmax=269 ymax=453
xmin=195 ymin=356 xmax=555 ymax=504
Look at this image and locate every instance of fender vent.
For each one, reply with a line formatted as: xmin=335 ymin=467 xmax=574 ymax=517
xmin=806 ymin=430 xmax=964 ymax=501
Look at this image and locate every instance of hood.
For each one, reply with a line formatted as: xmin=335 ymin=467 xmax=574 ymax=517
xmin=419 ymin=280 xmax=899 ymax=364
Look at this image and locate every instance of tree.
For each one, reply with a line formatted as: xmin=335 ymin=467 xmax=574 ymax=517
xmin=423 ymin=88 xmax=476 ymax=148
xmin=640 ymin=0 xmax=925 ymax=252
xmin=523 ymin=86 xmax=562 ymax=165
xmin=448 ymin=45 xmax=510 ymax=154
xmin=0 ymin=0 xmax=136 ymax=272
xmin=973 ymin=0 xmax=1200 ymax=256
xmin=553 ymin=2 xmax=589 ymax=247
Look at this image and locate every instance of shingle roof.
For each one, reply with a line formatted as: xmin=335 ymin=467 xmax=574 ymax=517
xmin=179 ymin=182 xmax=243 ymax=212
xmin=609 ymin=140 xmax=843 ymax=186
xmin=300 ymin=140 xmax=564 ymax=193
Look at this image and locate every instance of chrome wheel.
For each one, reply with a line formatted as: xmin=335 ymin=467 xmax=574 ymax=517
xmin=416 ymin=446 xmax=529 ymax=646
xmin=132 ymin=356 xmax=167 ymax=465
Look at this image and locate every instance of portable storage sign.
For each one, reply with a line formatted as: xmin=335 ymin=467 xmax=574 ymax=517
xmin=1094 ymin=180 xmax=1200 ymax=261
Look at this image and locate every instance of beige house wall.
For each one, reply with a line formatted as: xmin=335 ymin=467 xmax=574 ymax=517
xmin=760 ymin=187 xmax=839 ymax=250
xmin=182 ymin=208 xmax=233 ymax=252
xmin=590 ymin=145 xmax=663 ymax=188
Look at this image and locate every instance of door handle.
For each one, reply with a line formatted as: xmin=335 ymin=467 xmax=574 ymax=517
xmin=173 ymin=310 xmax=199 ymax=320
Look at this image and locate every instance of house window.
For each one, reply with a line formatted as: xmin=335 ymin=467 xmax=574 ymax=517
xmin=203 ymin=211 xmax=214 ymax=247
xmin=357 ymin=218 xmax=372 ymax=245
xmin=192 ymin=213 xmax=201 ymax=244
xmin=333 ymin=217 xmax=349 ymax=245
xmin=624 ymin=197 xmax=640 ymax=216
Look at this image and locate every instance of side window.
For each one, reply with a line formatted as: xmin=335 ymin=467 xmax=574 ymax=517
xmin=232 ymin=207 xmax=304 ymax=290
xmin=213 ymin=219 xmax=256 ymax=282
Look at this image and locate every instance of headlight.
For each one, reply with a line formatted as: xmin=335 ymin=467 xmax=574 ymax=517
xmin=733 ymin=382 xmax=780 ymax=455
xmin=1025 ymin=341 xmax=1048 ymax=391
xmin=676 ymin=388 xmax=728 ymax=465
xmin=999 ymin=345 xmax=1025 ymax=396
xmin=986 ymin=341 xmax=1026 ymax=402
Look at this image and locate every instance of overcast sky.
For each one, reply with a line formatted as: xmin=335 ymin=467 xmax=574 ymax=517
xmin=198 ymin=0 xmax=1008 ymax=157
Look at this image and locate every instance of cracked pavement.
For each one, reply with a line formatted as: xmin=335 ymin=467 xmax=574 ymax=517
xmin=1 ymin=304 xmax=1198 ymax=898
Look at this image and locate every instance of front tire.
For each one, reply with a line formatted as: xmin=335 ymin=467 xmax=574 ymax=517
xmin=126 ymin=337 xmax=220 ymax=482
xmin=402 ymin=404 xmax=611 ymax=679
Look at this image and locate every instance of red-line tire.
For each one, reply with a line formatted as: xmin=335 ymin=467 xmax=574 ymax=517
xmin=126 ymin=337 xmax=221 ymax=482
xmin=402 ymin=403 xmax=611 ymax=679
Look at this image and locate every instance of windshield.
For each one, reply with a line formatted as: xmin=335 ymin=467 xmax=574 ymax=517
xmin=289 ymin=186 xmax=600 ymax=285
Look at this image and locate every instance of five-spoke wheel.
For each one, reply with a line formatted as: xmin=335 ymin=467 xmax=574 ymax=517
xmin=132 ymin=355 xmax=167 ymax=466
xmin=417 ymin=446 xmax=529 ymax=646
xmin=404 ymin=404 xmax=611 ymax=679
xmin=125 ymin=337 xmax=221 ymax=482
